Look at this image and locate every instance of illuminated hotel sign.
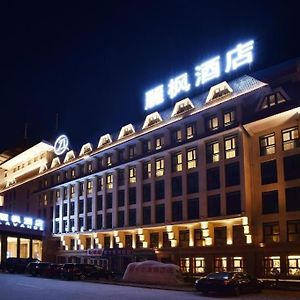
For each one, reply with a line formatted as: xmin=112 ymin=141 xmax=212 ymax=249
xmin=54 ymin=134 xmax=69 ymax=155
xmin=144 ymin=40 xmax=254 ymax=110
xmin=0 ymin=212 xmax=44 ymax=231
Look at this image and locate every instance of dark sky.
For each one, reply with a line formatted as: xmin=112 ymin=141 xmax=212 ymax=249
xmin=0 ymin=0 xmax=298 ymax=152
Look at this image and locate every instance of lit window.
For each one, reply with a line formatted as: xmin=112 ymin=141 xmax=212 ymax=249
xmin=179 ymin=257 xmax=190 ymax=273
xmin=172 ymin=153 xmax=183 ymax=172
xmin=143 ymin=139 xmax=151 ymax=153
xmin=287 ymin=220 xmax=300 ymax=242
xmin=215 ymin=257 xmax=227 ymax=272
xmin=186 ymin=123 xmax=196 ymax=139
xmin=88 ymin=163 xmax=93 ymax=173
xmin=187 ymin=148 xmax=197 ymax=169
xmin=57 ymin=174 xmax=60 ymax=183
xmin=282 ymin=127 xmax=299 ymax=151
xmin=206 ymin=141 xmax=220 ymax=163
xmin=155 ymin=158 xmax=164 ymax=177
xmin=87 ymin=180 xmax=93 ymax=194
xmin=223 ymin=110 xmax=235 ymax=126
xmin=261 ymin=92 xmax=286 ymax=110
xmin=70 ymin=185 xmax=75 ymax=198
xmin=155 ymin=136 xmax=164 ymax=150
xmin=224 ymin=136 xmax=238 ymax=159
xmin=106 ymin=174 xmax=113 ymax=189
xmin=143 ymin=162 xmax=152 ymax=179
xmin=288 ymin=256 xmax=300 ymax=276
xmin=260 ymin=133 xmax=275 ymax=155
xmin=232 ymin=257 xmax=244 ymax=272
xmin=263 ymin=256 xmax=280 ymax=275
xmin=172 ymin=129 xmax=182 ymax=143
xmin=56 ymin=190 xmax=61 ymax=199
xmin=71 ymin=168 xmax=75 ymax=178
xmin=193 ymin=257 xmax=205 ymax=274
xmin=208 ymin=116 xmax=219 ymax=130
xmin=129 ymin=167 xmax=137 ymax=183
xmin=263 ymin=222 xmax=280 ymax=243
xmin=107 ymin=155 xmax=112 ymax=166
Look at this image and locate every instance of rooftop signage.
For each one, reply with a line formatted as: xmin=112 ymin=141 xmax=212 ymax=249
xmin=0 ymin=212 xmax=44 ymax=231
xmin=144 ymin=40 xmax=254 ymax=110
xmin=54 ymin=134 xmax=69 ymax=156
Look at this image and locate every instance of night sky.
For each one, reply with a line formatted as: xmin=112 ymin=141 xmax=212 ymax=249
xmin=0 ymin=1 xmax=299 ymax=153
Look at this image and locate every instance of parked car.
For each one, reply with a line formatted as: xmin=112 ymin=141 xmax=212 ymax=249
xmin=46 ymin=264 xmax=63 ymax=278
xmin=195 ymin=271 xmax=263 ymax=296
xmin=26 ymin=262 xmax=52 ymax=277
xmin=61 ymin=263 xmax=113 ymax=280
xmin=2 ymin=258 xmax=40 ymax=273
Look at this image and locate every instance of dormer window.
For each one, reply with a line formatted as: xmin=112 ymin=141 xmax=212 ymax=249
xmin=98 ymin=134 xmax=112 ymax=148
xmin=260 ymin=92 xmax=286 ymax=110
xmin=171 ymin=98 xmax=194 ymax=117
xmin=206 ymin=81 xmax=233 ymax=103
xmin=79 ymin=143 xmax=92 ymax=156
xmin=118 ymin=124 xmax=135 ymax=140
xmin=142 ymin=112 xmax=163 ymax=129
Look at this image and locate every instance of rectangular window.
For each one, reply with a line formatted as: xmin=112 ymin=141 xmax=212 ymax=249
xmin=70 ymin=201 xmax=75 ymax=215
xmin=87 ymin=180 xmax=93 ymax=194
xmin=206 ymin=141 xmax=220 ymax=163
xmin=87 ymin=163 xmax=93 ymax=173
xmin=97 ymin=176 xmax=103 ymax=191
xmin=172 ymin=201 xmax=183 ymax=221
xmin=117 ymin=211 xmax=124 ymax=227
xmin=155 ymin=136 xmax=164 ymax=150
xmin=97 ymin=195 xmax=103 ymax=211
xmin=179 ymin=230 xmax=189 ymax=247
xmin=128 ymin=187 xmax=136 ymax=205
xmin=186 ymin=123 xmax=196 ymax=140
xmin=215 ymin=257 xmax=227 ymax=272
xmin=286 ymin=187 xmax=300 ymax=212
xmin=78 ymin=199 xmax=84 ymax=214
xmin=179 ymin=258 xmax=190 ymax=273
xmin=86 ymin=197 xmax=92 ymax=213
xmin=287 ymin=256 xmax=300 ymax=276
xmin=194 ymin=229 xmax=204 ymax=247
xmin=106 ymin=193 xmax=112 ymax=209
xmin=155 ymin=204 xmax=165 ymax=223
xmin=107 ymin=154 xmax=112 ymax=167
xmin=96 ymin=214 xmax=102 ymax=229
xmin=70 ymin=185 xmax=75 ymax=198
xmin=282 ymin=127 xmax=299 ymax=151
xmin=129 ymin=209 xmax=136 ymax=226
xmin=106 ymin=213 xmax=112 ymax=228
xmin=284 ymin=154 xmax=300 ymax=181
xmin=171 ymin=176 xmax=182 ymax=197
xmin=106 ymin=174 xmax=113 ymax=189
xmin=171 ymin=129 xmax=182 ymax=144
xmin=223 ymin=110 xmax=235 ymax=126
xmin=262 ymin=190 xmax=278 ymax=214
xmin=207 ymin=167 xmax=220 ymax=190
xmin=261 ymin=160 xmax=277 ymax=185
xmin=163 ymin=232 xmax=171 ymax=247
xmin=207 ymin=194 xmax=221 ymax=217
xmin=187 ymin=148 xmax=197 ymax=169
xmin=287 ymin=220 xmax=300 ymax=242
xmin=208 ymin=116 xmax=219 ymax=131
xmin=193 ymin=257 xmax=205 ymax=273
xmin=172 ymin=152 xmax=183 ymax=172
xmin=143 ymin=206 xmax=151 ymax=225
xmin=188 ymin=198 xmax=199 ymax=220
xmin=118 ymin=149 xmax=125 ymax=162
xmin=214 ymin=227 xmax=227 ymax=246
xmin=155 ymin=158 xmax=164 ymax=177
xmin=104 ymin=236 xmax=110 ymax=248
xmin=233 ymin=225 xmax=246 ymax=245
xmin=224 ymin=135 xmax=238 ymax=159
xmin=118 ymin=170 xmax=125 ymax=186
xmin=260 ymin=133 xmax=275 ymax=156
xmin=117 ymin=190 xmax=125 ymax=207
xmin=187 ymin=172 xmax=199 ymax=194
xmin=232 ymin=257 xmax=244 ymax=272
xmin=143 ymin=162 xmax=151 ymax=179
xmin=263 ymin=222 xmax=280 ymax=243
xmin=226 ymin=191 xmax=241 ymax=215
xmin=264 ymin=256 xmax=280 ymax=275
xmin=129 ymin=145 xmax=136 ymax=159
xmin=142 ymin=139 xmax=151 ymax=153
xmin=129 ymin=167 xmax=136 ymax=183
xmin=125 ymin=235 xmax=132 ymax=248
xmin=143 ymin=183 xmax=151 ymax=202
xmin=225 ymin=162 xmax=240 ymax=186
xmin=155 ymin=180 xmax=165 ymax=200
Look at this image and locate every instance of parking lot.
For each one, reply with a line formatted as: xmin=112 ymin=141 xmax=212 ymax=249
xmin=1 ymin=273 xmax=300 ymax=300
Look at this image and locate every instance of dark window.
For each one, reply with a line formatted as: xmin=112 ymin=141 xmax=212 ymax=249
xmin=163 ymin=232 xmax=171 ymax=248
xmin=97 ymin=195 xmax=103 ymax=211
xmin=55 ymin=205 xmax=60 ymax=218
xmin=117 ymin=211 xmax=124 ymax=227
xmin=187 ymin=172 xmax=199 ymax=194
xmin=143 ymin=183 xmax=151 ymax=202
xmin=143 ymin=206 xmax=151 ymax=225
xmin=79 ymin=199 xmax=84 ymax=214
xmin=129 ymin=145 xmax=136 ymax=159
xmin=226 ymin=191 xmax=241 ymax=215
xmin=125 ymin=235 xmax=132 ymax=248
xmin=262 ymin=190 xmax=279 ymax=214
xmin=188 ymin=198 xmax=199 ymax=220
xmin=106 ymin=193 xmax=113 ymax=209
xmin=172 ymin=176 xmax=182 ymax=197
xmin=106 ymin=213 xmax=112 ymax=228
xmin=179 ymin=230 xmax=189 ymax=247
xmin=86 ymin=238 xmax=91 ymax=249
xmin=86 ymin=197 xmax=92 ymax=213
xmin=171 ymin=128 xmax=182 ymax=144
xmin=284 ymin=155 xmax=300 ymax=181
xmin=104 ymin=236 xmax=110 ymax=248
xmin=261 ymin=160 xmax=277 ymax=185
xmin=86 ymin=216 xmax=92 ymax=230
xmin=136 ymin=234 xmax=143 ymax=249
xmin=194 ymin=229 xmax=204 ymax=247
xmin=70 ymin=201 xmax=75 ymax=215
xmin=263 ymin=222 xmax=280 ymax=243
xmin=118 ymin=149 xmax=125 ymax=163
xmin=79 ymin=217 xmax=84 ymax=230
xmin=207 ymin=194 xmax=221 ymax=217
xmin=225 ymin=162 xmax=240 ymax=186
xmin=79 ymin=182 xmax=84 ymax=196
xmin=118 ymin=190 xmax=125 ymax=207
xmin=150 ymin=232 xmax=159 ymax=248
xmin=155 ymin=180 xmax=165 ymax=200
xmin=214 ymin=227 xmax=227 ymax=246
xmin=172 ymin=201 xmax=182 ymax=221
xmin=63 ymin=203 xmax=68 ymax=217
xmin=96 ymin=214 xmax=102 ymax=229
xmin=142 ymin=139 xmax=151 ymax=154
xmin=233 ymin=225 xmax=246 ymax=245
xmin=118 ymin=169 xmax=125 ymax=186
xmin=286 ymin=187 xmax=300 ymax=212
xmin=207 ymin=167 xmax=220 ymax=190
xmin=128 ymin=187 xmax=136 ymax=205
xmin=287 ymin=220 xmax=300 ymax=242
xmin=129 ymin=209 xmax=136 ymax=226
xmin=155 ymin=204 xmax=165 ymax=223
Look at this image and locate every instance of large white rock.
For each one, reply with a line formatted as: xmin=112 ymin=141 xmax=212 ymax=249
xmin=122 ymin=260 xmax=184 ymax=285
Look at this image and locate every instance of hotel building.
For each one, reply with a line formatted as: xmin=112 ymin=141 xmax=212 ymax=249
xmin=0 ymin=59 xmax=300 ymax=278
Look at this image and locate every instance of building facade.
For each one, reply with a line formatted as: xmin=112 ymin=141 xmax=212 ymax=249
xmin=0 ymin=60 xmax=300 ymax=277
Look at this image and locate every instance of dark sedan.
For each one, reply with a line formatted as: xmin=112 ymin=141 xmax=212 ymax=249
xmin=195 ymin=271 xmax=263 ymax=296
